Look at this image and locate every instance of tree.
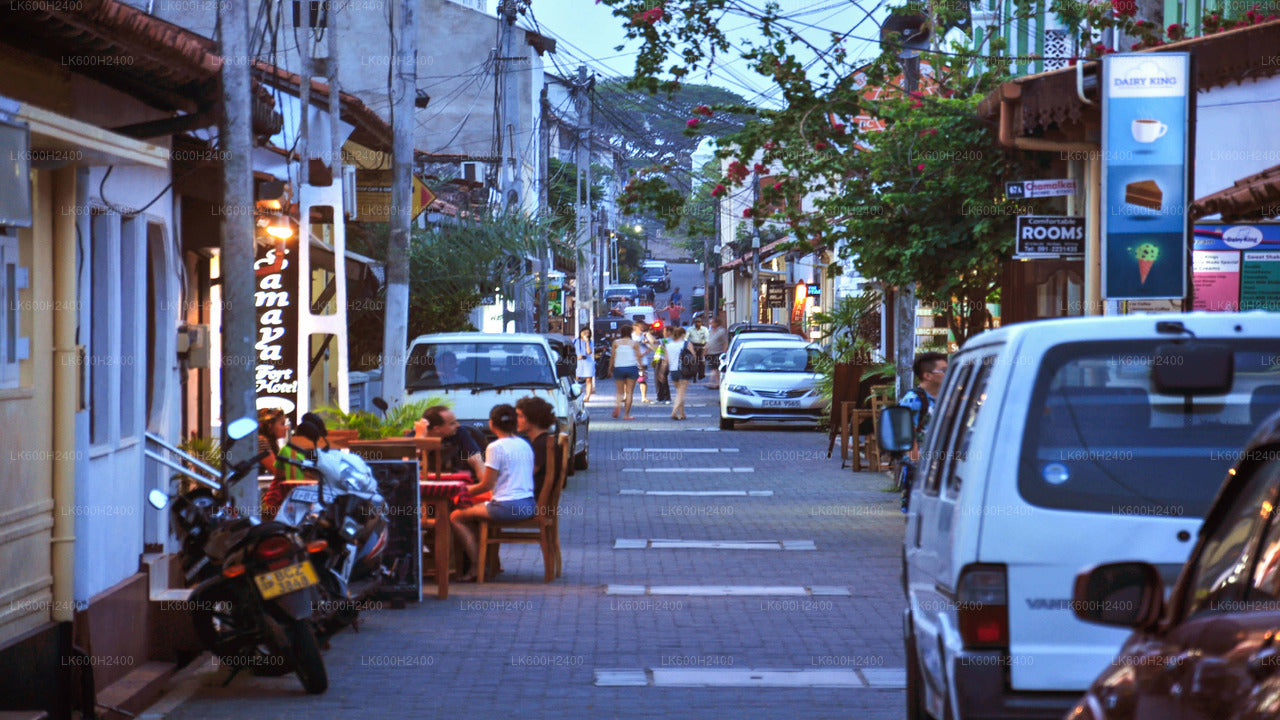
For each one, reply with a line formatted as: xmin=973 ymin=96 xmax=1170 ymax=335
xmin=597 ymin=0 xmax=1054 ymax=344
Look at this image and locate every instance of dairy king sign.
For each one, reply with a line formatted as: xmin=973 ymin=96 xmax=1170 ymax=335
xmin=254 ymin=242 xmax=300 ymax=418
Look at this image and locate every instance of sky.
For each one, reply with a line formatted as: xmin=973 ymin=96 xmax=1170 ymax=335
xmin=477 ymin=0 xmax=891 ymax=110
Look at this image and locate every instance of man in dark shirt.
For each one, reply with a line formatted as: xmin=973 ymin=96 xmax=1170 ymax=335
xmin=515 ymin=396 xmax=557 ymax=501
xmin=411 ymin=405 xmax=484 ymax=479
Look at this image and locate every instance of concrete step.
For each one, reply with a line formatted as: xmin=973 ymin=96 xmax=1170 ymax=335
xmin=96 ymin=661 xmax=178 ymax=720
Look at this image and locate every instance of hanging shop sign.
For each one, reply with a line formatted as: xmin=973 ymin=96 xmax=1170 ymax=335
xmin=765 ymin=280 xmax=787 ymax=308
xmin=1015 ymin=215 xmax=1086 ymax=258
xmin=1005 ymin=178 xmax=1077 ymax=200
xmin=254 ymin=241 xmax=301 ymax=419
xmin=1101 ymin=53 xmax=1191 ymax=301
xmin=354 ymin=170 xmax=436 ymax=221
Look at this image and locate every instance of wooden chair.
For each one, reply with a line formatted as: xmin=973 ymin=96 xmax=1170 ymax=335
xmin=475 ymin=433 xmax=569 ymax=583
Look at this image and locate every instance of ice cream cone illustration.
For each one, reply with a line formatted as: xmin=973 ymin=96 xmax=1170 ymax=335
xmin=1134 ymin=243 xmax=1159 ymax=285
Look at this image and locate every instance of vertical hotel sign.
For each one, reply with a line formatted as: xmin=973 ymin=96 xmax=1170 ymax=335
xmin=1101 ymin=53 xmax=1191 ymax=300
xmin=254 ymin=242 xmax=300 ymax=418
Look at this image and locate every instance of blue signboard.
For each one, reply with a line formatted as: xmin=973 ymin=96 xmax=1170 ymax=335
xmin=1101 ymin=53 xmax=1191 ymax=301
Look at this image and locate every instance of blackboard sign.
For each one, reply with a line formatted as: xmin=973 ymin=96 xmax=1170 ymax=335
xmin=366 ymin=460 xmax=422 ymax=602
xmin=765 ymin=281 xmax=786 ymax=307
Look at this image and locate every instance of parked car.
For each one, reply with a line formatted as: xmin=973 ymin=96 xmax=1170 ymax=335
xmin=402 ymin=333 xmax=589 ymax=471
xmin=1068 ymin=407 xmax=1280 ymax=720
xmin=885 ymin=313 xmax=1280 ymax=720
xmin=718 ymin=339 xmax=825 ymax=430
xmin=721 ymin=330 xmax=808 ymax=375
xmin=541 ymin=334 xmax=592 ymax=473
xmin=637 ymin=263 xmax=671 ymax=292
xmin=603 ymin=284 xmax=641 ymax=305
xmin=727 ymin=322 xmax=791 ymax=337
xmin=636 ymin=285 xmax=656 ymax=305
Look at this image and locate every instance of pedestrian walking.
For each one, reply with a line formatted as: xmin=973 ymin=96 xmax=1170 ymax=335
xmin=663 ymin=299 xmax=683 ymax=327
xmin=704 ymin=317 xmax=728 ymax=389
xmin=651 ymin=325 xmax=672 ymax=403
xmin=686 ymin=317 xmax=709 ymax=381
xmin=608 ymin=323 xmax=641 ymax=420
xmin=633 ymin=322 xmax=653 ymax=404
xmin=665 ymin=327 xmax=693 ymax=420
xmin=901 ymin=351 xmax=949 ymax=463
xmin=574 ymin=327 xmax=596 ymax=402
xmin=669 ymin=286 xmax=683 ymax=306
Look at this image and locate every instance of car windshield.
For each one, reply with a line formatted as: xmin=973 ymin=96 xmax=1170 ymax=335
xmin=406 ymin=342 xmax=556 ymax=389
xmin=731 ymin=346 xmax=819 ymax=373
xmin=1018 ymin=340 xmax=1280 ymax=518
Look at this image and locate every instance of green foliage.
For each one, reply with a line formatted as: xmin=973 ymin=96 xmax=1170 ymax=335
xmin=810 ymin=291 xmax=886 ymax=403
xmin=177 ymin=435 xmax=222 ymax=470
xmin=316 ymin=398 xmax=450 ymax=440
xmin=546 ymin=157 xmax=611 ymax=237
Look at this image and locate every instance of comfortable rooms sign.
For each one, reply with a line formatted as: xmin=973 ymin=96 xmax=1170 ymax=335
xmin=1015 ymin=215 xmax=1086 ymax=257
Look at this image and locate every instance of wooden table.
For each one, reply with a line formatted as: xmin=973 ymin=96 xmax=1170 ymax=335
xmin=420 ymin=475 xmax=470 ymax=600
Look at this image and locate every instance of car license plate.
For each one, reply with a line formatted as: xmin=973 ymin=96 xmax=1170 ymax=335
xmin=762 ymin=399 xmax=801 ymax=408
xmin=253 ymin=562 xmax=318 ymax=600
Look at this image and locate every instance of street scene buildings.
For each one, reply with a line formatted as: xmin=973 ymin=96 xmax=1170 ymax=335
xmin=1 ymin=0 xmax=1280 ymax=718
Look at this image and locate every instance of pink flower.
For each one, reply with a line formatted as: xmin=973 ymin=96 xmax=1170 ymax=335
xmin=710 ymin=184 xmax=726 ymax=197
xmin=916 ymin=164 xmax=925 ymax=171
xmin=686 ymin=118 xmax=700 ymax=128
xmin=910 ymin=100 xmax=923 ymax=109
xmin=742 ymin=208 xmax=753 ymax=218
xmin=693 ymin=105 xmax=714 ymax=117
xmin=753 ymin=163 xmax=766 ymax=174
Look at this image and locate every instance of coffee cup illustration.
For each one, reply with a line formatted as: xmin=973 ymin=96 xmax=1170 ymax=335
xmin=1131 ymin=119 xmax=1168 ymax=143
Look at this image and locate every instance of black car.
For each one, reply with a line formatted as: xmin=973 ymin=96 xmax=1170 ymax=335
xmin=637 ymin=266 xmax=670 ymax=292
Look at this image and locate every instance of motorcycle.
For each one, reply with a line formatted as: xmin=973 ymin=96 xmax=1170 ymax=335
xmin=274 ymin=447 xmax=393 ymax=638
xmin=147 ymin=416 xmax=328 ymax=694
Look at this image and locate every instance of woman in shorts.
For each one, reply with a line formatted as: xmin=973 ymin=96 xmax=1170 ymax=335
xmin=574 ymin=326 xmax=596 ymax=402
xmin=609 ymin=323 xmax=641 ymax=420
xmin=449 ymin=404 xmax=537 ymax=582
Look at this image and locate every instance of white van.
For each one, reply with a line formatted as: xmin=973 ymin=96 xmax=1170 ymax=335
xmin=402 ymin=333 xmax=589 ymax=470
xmin=899 ymin=312 xmax=1280 ymax=720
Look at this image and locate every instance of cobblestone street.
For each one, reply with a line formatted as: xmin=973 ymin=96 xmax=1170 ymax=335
xmin=158 ymin=385 xmax=906 ymax=720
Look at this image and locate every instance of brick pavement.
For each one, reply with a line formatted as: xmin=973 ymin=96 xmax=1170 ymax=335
xmin=158 ymin=383 xmax=907 ymax=720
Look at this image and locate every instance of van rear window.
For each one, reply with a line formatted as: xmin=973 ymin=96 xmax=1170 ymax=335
xmin=1018 ymin=341 xmax=1280 ymax=518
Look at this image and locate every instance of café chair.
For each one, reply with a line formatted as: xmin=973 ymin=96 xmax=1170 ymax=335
xmin=475 ymin=433 xmax=569 ymax=583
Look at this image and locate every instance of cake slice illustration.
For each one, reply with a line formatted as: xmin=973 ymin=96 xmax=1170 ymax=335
xmin=1125 ymin=179 xmax=1162 ymax=210
xmin=1134 ymin=242 xmax=1160 ymax=285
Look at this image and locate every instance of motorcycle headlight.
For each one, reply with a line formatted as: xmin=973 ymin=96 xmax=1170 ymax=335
xmin=341 ymin=518 xmax=360 ymax=540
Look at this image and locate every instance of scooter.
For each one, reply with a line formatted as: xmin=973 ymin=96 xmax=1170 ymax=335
xmin=274 ymin=448 xmax=393 ymax=638
xmin=147 ymin=416 xmax=328 ymax=694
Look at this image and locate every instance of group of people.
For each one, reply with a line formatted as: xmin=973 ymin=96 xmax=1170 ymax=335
xmin=256 ymin=396 xmax=562 ymax=583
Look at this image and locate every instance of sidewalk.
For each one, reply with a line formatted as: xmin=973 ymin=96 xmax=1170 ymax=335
xmin=158 ymin=382 xmax=906 ymax=719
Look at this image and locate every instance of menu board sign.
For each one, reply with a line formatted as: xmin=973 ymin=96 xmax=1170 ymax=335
xmin=1101 ymin=53 xmax=1191 ymax=301
xmin=1191 ymin=224 xmax=1280 ymax=311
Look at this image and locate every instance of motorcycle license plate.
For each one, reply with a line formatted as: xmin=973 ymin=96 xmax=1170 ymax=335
xmin=285 ymin=485 xmax=319 ymax=503
xmin=254 ymin=562 xmax=318 ymax=600
xmin=762 ymin=399 xmax=801 ymax=408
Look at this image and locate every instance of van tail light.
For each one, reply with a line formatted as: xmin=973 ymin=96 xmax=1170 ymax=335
xmin=957 ymin=564 xmax=1009 ymax=649
xmin=254 ymin=535 xmax=293 ymax=562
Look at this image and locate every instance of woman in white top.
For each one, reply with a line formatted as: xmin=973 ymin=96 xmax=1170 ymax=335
xmin=666 ymin=326 xmax=691 ymax=420
xmin=449 ymin=403 xmax=535 ymax=582
xmin=608 ymin=323 xmax=642 ymax=420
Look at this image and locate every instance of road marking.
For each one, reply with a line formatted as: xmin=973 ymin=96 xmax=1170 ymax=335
xmin=595 ymin=668 xmax=903 ymax=688
xmin=622 ymin=447 xmax=740 ymax=453
xmin=614 ymin=539 xmax=816 ymax=550
xmin=621 ymin=467 xmax=754 ymax=473
xmin=605 ymin=585 xmax=851 ymax=597
xmin=646 ymin=427 xmax=717 ymax=431
xmin=618 ymin=490 xmax=773 ymax=496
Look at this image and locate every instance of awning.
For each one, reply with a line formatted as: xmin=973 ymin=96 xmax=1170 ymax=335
xmin=14 ymin=100 xmax=168 ymax=169
xmin=1191 ymin=163 xmax=1280 ymax=221
xmin=978 ymin=19 xmax=1280 ymax=140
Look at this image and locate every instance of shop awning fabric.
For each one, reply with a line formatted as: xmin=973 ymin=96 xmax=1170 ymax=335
xmin=1191 ymin=163 xmax=1280 ymax=221
xmin=977 ymin=19 xmax=1280 ymax=139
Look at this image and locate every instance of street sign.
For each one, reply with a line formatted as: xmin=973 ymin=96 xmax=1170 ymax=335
xmin=354 ymin=170 xmax=436 ymax=221
xmin=1005 ymin=178 xmax=1077 ymax=199
xmin=1015 ymin=215 xmax=1086 ymax=257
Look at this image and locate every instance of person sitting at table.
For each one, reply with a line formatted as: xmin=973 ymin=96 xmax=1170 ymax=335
xmin=261 ymin=412 xmax=327 ymax=520
xmin=411 ymin=405 xmax=485 ymax=481
xmin=257 ymin=407 xmax=289 ymax=476
xmin=449 ymin=404 xmax=536 ymax=582
xmin=515 ymin=395 xmax=557 ymax=501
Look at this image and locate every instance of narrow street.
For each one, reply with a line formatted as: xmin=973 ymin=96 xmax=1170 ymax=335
xmin=156 ymin=385 xmax=905 ymax=719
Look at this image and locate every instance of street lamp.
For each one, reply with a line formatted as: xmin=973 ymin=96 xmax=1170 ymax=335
xmin=635 ymin=223 xmax=647 ymax=257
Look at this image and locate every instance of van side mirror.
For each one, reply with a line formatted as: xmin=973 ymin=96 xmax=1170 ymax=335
xmin=878 ymin=406 xmax=916 ymax=454
xmin=1072 ymin=562 xmax=1164 ymax=630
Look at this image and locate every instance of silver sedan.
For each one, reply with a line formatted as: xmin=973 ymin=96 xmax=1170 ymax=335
xmin=718 ymin=341 xmax=827 ymax=430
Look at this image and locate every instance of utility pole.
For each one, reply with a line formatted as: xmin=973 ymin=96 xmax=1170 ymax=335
xmin=712 ymin=192 xmax=721 ymax=319
xmin=218 ymin=1 xmax=256 ymax=512
xmin=498 ymin=0 xmax=522 ymax=211
xmin=895 ymin=52 xmax=921 ymax=397
xmin=327 ymin=8 xmax=341 ymax=178
xmin=572 ymin=65 xmax=594 ymax=330
xmin=536 ymin=86 xmax=549 ymax=333
xmin=750 ymin=170 xmax=761 ymax=324
xmin=382 ymin=0 xmax=416 ymax=406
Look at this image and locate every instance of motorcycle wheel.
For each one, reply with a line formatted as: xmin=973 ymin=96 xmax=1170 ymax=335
xmin=287 ymin=618 xmax=328 ymax=694
xmin=190 ymin=583 xmax=295 ymax=676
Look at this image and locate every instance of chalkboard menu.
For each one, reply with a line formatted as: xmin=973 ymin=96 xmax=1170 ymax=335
xmin=366 ymin=460 xmax=422 ymax=602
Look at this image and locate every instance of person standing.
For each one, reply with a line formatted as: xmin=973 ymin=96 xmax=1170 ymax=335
xmin=900 ymin=351 xmax=949 ymax=463
xmin=704 ymin=317 xmax=728 ymax=389
xmin=633 ymin=322 xmax=653 ymax=404
xmin=666 ymin=327 xmax=691 ymax=420
xmin=685 ymin=317 xmax=709 ymax=381
xmin=669 ymin=286 xmax=683 ymax=306
xmin=574 ymin=327 xmax=596 ymax=402
xmin=449 ymin=404 xmax=536 ymax=582
xmin=664 ymin=299 xmax=683 ymax=328
xmin=651 ymin=325 xmax=671 ymax=404
xmin=608 ymin=323 xmax=641 ymax=420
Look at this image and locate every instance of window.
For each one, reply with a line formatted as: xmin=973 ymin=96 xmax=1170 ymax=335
xmin=0 ymin=231 xmax=28 ymax=388
xmin=90 ymin=210 xmax=113 ymax=444
xmin=406 ymin=342 xmax=556 ymax=390
xmin=922 ymin=359 xmax=976 ymax=496
xmin=946 ymin=356 xmax=996 ymax=497
xmin=1183 ymin=458 xmax=1280 ymax=618
xmin=87 ymin=210 xmax=145 ymax=447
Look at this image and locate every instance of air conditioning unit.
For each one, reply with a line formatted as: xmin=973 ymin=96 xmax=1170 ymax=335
xmin=461 ymin=161 xmax=483 ymax=184
xmin=342 ymin=164 xmax=357 ymax=219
